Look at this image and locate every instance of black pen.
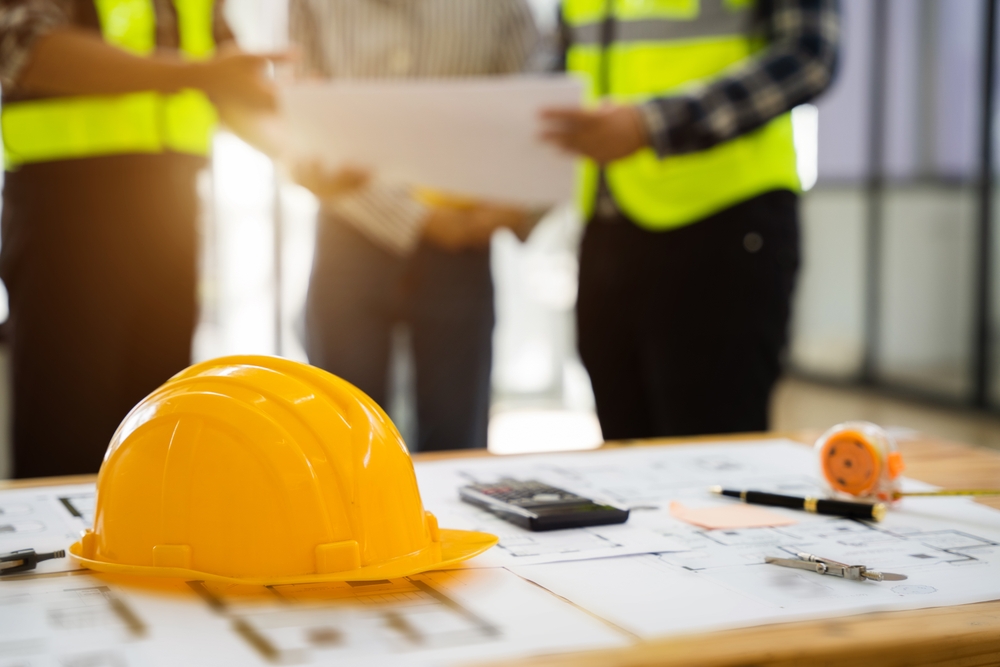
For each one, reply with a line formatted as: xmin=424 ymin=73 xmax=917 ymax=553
xmin=709 ymin=486 xmax=886 ymax=522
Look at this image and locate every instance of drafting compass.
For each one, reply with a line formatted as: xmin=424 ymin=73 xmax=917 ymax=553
xmin=765 ymin=552 xmax=907 ymax=582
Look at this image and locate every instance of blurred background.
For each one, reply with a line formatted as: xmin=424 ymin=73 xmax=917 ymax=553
xmin=4 ymin=0 xmax=1000 ymax=476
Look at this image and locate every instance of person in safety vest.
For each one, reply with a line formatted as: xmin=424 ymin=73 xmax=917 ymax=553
xmin=290 ymin=0 xmax=541 ymax=453
xmin=541 ymin=0 xmax=840 ymax=439
xmin=0 ymin=0 xmax=358 ymax=478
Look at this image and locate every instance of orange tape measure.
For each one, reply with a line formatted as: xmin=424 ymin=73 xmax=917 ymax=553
xmin=815 ymin=422 xmax=906 ymax=501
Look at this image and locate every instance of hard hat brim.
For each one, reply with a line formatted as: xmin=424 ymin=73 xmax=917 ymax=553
xmin=68 ymin=529 xmax=498 ymax=586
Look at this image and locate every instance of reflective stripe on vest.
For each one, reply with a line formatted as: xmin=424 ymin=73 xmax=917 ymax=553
xmin=95 ymin=0 xmax=157 ymax=54
xmin=173 ymin=0 xmax=218 ymax=59
xmin=2 ymin=0 xmax=218 ymax=169
xmin=564 ymin=0 xmax=800 ymax=230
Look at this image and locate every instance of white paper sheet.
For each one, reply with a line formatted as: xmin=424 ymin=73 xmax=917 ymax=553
xmin=415 ymin=458 xmax=690 ymax=568
xmin=0 ymin=483 xmax=94 ymax=576
xmin=280 ymin=76 xmax=582 ymax=205
xmin=415 ymin=439 xmax=826 ymax=568
xmin=6 ymin=439 xmax=1000 ymax=659
xmin=485 ymin=443 xmax=1000 ymax=639
xmin=0 ymin=566 xmax=628 ymax=665
xmin=512 ymin=499 xmax=1000 ymax=639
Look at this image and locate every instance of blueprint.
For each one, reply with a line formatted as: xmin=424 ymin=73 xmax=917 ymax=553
xmin=0 ymin=571 xmax=157 ymax=666
xmin=0 ymin=567 xmax=628 ymax=665
xmin=416 ymin=461 xmax=688 ymax=568
xmin=0 ymin=484 xmax=629 ymax=665
xmin=416 ymin=439 xmax=831 ymax=568
xmin=511 ymin=499 xmax=1000 ymax=639
xmin=472 ymin=442 xmax=1000 ymax=638
xmin=0 ymin=483 xmax=93 ymax=577
xmin=2 ymin=439 xmax=1000 ymax=661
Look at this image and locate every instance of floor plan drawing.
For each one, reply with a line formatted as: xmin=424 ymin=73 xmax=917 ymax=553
xmin=493 ymin=443 xmax=1000 ymax=638
xmin=0 ymin=573 xmax=151 ymax=665
xmin=2 ymin=440 xmax=999 ymax=662
xmin=0 ymin=563 xmax=626 ymax=666
xmin=0 ymin=484 xmax=94 ymax=576
xmin=58 ymin=493 xmax=97 ymax=526
xmin=190 ymin=576 xmax=498 ymax=664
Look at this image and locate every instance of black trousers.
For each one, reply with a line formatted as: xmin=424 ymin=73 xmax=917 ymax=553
xmin=577 ymin=190 xmax=800 ymax=440
xmin=1 ymin=155 xmax=199 ymax=478
xmin=305 ymin=217 xmax=494 ymax=452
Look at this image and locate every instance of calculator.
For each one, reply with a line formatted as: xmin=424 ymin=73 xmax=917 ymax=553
xmin=459 ymin=479 xmax=630 ymax=531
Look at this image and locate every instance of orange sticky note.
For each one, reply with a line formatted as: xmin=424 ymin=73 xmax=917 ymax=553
xmin=669 ymin=501 xmax=798 ymax=530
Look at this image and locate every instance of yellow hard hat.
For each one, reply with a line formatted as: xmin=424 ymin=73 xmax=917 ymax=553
xmin=69 ymin=355 xmax=497 ymax=585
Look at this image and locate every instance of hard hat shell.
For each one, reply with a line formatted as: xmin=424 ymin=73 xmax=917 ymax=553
xmin=69 ymin=355 xmax=497 ymax=584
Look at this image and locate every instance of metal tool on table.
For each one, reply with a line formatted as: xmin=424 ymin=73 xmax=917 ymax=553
xmin=0 ymin=548 xmax=65 ymax=575
xmin=765 ymin=552 xmax=907 ymax=582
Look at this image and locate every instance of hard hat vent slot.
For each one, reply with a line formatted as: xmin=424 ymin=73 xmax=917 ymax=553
xmin=153 ymin=544 xmax=192 ymax=569
xmin=316 ymin=540 xmax=361 ymax=574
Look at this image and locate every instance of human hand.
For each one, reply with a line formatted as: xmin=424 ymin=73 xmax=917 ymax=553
xmin=291 ymin=160 xmax=370 ymax=199
xmin=423 ymin=207 xmax=471 ymax=252
xmin=422 ymin=203 xmax=531 ymax=252
xmin=468 ymin=204 xmax=533 ymax=244
xmin=190 ymin=46 xmax=288 ymax=111
xmin=539 ymin=104 xmax=649 ymax=164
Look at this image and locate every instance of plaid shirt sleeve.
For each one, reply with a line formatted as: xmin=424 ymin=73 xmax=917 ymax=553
xmin=0 ymin=0 xmax=68 ymax=89
xmin=640 ymin=0 xmax=841 ymax=157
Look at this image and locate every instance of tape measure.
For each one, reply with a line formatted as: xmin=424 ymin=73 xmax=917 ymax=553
xmin=815 ymin=422 xmax=905 ymax=501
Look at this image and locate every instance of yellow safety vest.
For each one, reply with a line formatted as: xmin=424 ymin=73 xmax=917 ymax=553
xmin=1 ymin=0 xmax=219 ymax=170
xmin=564 ymin=0 xmax=800 ymax=230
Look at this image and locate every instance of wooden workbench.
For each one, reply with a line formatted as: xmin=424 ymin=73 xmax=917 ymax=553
xmin=4 ymin=431 xmax=1000 ymax=667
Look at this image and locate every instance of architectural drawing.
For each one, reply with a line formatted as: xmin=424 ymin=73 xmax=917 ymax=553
xmin=189 ymin=576 xmax=497 ymax=664
xmin=2 ymin=441 xmax=999 ymax=659
xmin=0 ymin=574 xmax=149 ymax=665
